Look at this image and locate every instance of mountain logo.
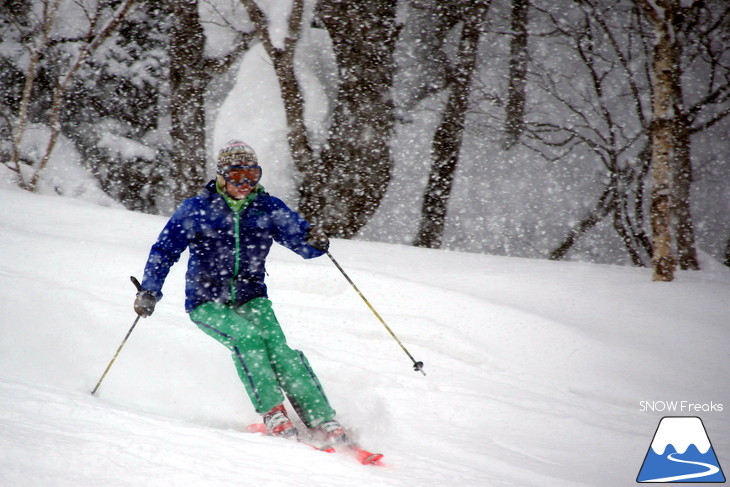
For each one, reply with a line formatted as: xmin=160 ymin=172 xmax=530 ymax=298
xmin=637 ymin=416 xmax=726 ymax=483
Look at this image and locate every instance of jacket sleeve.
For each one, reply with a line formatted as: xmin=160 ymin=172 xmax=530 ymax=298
xmin=140 ymin=200 xmax=196 ymax=299
xmin=267 ymin=196 xmax=324 ymax=259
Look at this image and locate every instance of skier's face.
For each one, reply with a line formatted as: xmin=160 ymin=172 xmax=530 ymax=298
xmin=225 ymin=180 xmax=254 ymax=199
xmin=219 ymin=165 xmax=261 ymax=199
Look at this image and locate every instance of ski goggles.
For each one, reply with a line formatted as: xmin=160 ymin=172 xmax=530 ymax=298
xmin=218 ymin=165 xmax=262 ymax=187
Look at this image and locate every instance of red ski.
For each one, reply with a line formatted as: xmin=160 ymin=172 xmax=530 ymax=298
xmin=245 ymin=423 xmax=385 ymax=466
xmin=345 ymin=445 xmax=385 ymax=466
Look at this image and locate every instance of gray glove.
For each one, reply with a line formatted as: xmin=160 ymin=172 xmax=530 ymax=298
xmin=134 ymin=290 xmax=157 ymax=317
xmin=306 ymin=228 xmax=330 ymax=252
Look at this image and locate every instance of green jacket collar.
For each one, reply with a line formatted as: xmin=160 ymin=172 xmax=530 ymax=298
xmin=216 ymin=182 xmax=264 ymax=212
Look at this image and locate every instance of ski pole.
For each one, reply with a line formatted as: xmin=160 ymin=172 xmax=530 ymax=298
xmin=91 ymin=276 xmax=143 ymax=395
xmin=325 ymin=250 xmax=425 ymax=375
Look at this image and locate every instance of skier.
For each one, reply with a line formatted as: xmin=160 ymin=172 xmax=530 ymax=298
xmin=133 ymin=140 xmax=347 ymax=444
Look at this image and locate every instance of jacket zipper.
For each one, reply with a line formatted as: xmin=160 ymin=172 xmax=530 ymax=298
xmin=231 ymin=210 xmax=241 ymax=305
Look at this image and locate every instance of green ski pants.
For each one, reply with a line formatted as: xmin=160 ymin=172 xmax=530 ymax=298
xmin=189 ymin=298 xmax=335 ymax=428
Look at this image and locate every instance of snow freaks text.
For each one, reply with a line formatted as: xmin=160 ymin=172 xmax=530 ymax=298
xmin=639 ymin=401 xmax=724 ymax=413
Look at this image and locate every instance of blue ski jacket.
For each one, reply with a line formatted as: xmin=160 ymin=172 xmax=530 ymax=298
xmin=140 ymin=180 xmax=323 ymax=312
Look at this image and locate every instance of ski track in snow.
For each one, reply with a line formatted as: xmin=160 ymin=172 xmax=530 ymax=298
xmin=1 ymin=188 xmax=729 ymax=486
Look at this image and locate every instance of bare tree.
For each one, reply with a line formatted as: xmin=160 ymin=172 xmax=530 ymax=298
xmin=635 ymin=0 xmax=681 ymax=281
xmin=396 ymin=0 xmax=460 ymax=113
xmin=314 ymin=0 xmax=400 ymax=237
xmin=504 ymin=0 xmax=529 ymax=150
xmin=169 ymin=0 xmax=208 ymax=200
xmin=169 ymin=0 xmax=253 ymax=202
xmin=672 ymin=109 xmax=699 ymax=271
xmin=539 ymin=1 xmax=654 ymax=265
xmin=414 ymin=0 xmax=491 ymax=249
xmin=240 ymin=1 xmax=400 ymax=236
xmin=239 ymin=0 xmax=322 ymax=221
xmin=539 ymin=0 xmax=729 ymax=271
xmin=671 ymin=1 xmax=730 ymax=270
xmin=7 ymin=0 xmax=137 ymax=192
xmin=7 ymin=0 xmax=62 ymax=187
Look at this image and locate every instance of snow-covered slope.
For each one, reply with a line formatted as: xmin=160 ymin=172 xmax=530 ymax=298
xmin=1 ymin=188 xmax=728 ymax=486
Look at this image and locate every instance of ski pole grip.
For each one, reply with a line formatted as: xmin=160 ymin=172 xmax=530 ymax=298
xmin=130 ymin=275 xmax=142 ymax=292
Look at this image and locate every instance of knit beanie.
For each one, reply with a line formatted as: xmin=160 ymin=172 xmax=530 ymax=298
xmin=217 ymin=140 xmax=258 ymax=170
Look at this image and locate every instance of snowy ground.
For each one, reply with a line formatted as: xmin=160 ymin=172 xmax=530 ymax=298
xmin=1 ymin=187 xmax=729 ymax=486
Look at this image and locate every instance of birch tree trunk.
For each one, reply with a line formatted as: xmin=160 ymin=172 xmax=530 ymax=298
xmin=636 ymin=0 xmax=679 ymax=281
xmin=9 ymin=0 xmax=62 ymax=189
